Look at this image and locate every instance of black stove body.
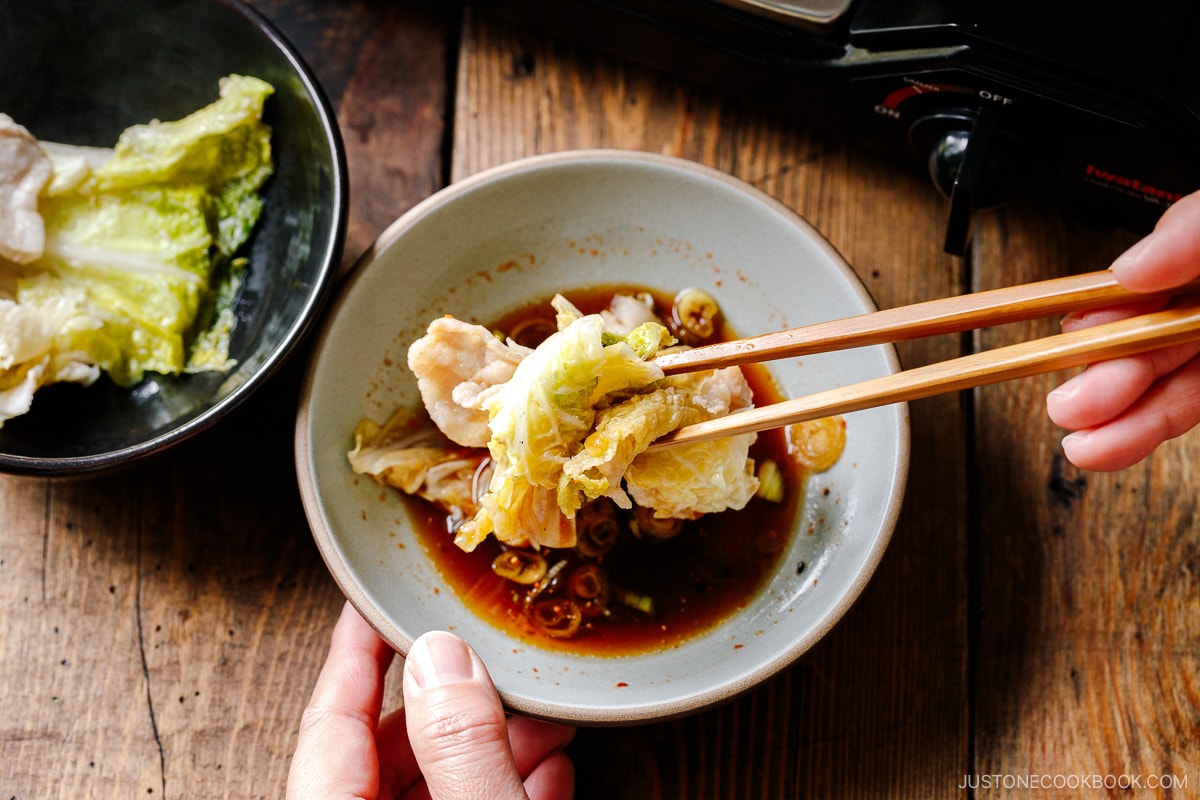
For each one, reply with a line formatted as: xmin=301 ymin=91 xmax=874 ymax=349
xmin=480 ymin=0 xmax=1200 ymax=255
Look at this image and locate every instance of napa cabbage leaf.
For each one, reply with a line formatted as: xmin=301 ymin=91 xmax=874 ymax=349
xmin=455 ymin=300 xmax=673 ymax=550
xmin=0 ymin=74 xmax=273 ymax=426
xmin=624 ymin=433 xmax=760 ymax=518
xmin=380 ymin=293 xmax=761 ymax=553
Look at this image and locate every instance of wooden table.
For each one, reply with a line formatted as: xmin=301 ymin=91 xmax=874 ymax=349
xmin=4 ymin=2 xmax=1198 ymax=797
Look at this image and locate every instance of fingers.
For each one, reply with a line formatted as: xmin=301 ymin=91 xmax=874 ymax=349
xmin=506 ymin=715 xmax=576 ymax=778
xmin=1110 ymin=191 xmax=1200 ymax=293
xmin=1047 ymin=358 xmax=1157 ymax=430
xmin=377 ymin=705 xmax=421 ymax=793
xmin=1059 ymin=296 xmax=1168 ymax=333
xmin=401 ymin=631 xmax=555 ymax=800
xmin=287 ymin=601 xmax=396 ymax=800
xmin=290 ymin=616 xmax=577 ymax=800
xmin=1046 ymin=341 xmax=1200 ymax=430
xmin=522 ymin=751 xmax=576 ymax=800
xmin=1053 ymin=191 xmax=1200 ymax=469
xmin=1058 ymin=356 xmax=1200 ymax=471
xmin=391 ymin=643 xmax=577 ymax=799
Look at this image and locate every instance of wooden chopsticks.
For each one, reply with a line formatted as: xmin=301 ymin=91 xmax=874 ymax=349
xmin=646 ymin=271 xmax=1200 ymax=452
xmin=654 ymin=269 xmax=1192 ymax=375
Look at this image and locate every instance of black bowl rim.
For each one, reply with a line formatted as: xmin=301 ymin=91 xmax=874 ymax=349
xmin=0 ymin=0 xmax=349 ymax=477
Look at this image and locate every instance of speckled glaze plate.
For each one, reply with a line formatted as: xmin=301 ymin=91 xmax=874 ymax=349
xmin=295 ymin=150 xmax=909 ymax=725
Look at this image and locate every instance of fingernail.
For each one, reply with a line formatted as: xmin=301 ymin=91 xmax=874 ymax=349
xmin=1110 ymin=233 xmax=1155 ymax=274
xmin=408 ymin=631 xmax=475 ymax=689
xmin=1062 ymin=430 xmax=1089 ymax=448
xmin=1047 ymin=379 xmax=1078 ymax=403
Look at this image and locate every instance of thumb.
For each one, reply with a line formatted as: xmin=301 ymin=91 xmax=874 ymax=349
xmin=402 ymin=631 xmax=529 ymax=800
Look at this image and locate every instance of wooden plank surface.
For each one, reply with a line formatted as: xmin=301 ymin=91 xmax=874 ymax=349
xmin=455 ymin=9 xmax=970 ymax=799
xmin=0 ymin=2 xmax=452 ymax=797
xmin=972 ymin=200 xmax=1200 ymax=796
xmin=3 ymin=1 xmax=1196 ymax=798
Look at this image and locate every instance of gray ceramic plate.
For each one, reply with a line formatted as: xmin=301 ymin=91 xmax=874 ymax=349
xmin=296 ymin=150 xmax=909 ymax=725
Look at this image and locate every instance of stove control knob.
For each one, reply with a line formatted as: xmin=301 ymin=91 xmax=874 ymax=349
xmin=908 ymin=109 xmax=1033 ymax=256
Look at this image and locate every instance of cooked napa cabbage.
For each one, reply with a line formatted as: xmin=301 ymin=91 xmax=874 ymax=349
xmin=625 ymin=432 xmax=759 ymax=517
xmin=354 ymin=293 xmax=764 ymax=552
xmin=458 ymin=298 xmax=673 ymax=550
xmin=556 ymin=364 xmax=759 ymax=518
xmin=557 ymin=385 xmax=704 ymax=515
xmin=0 ymin=74 xmax=273 ymax=426
xmin=348 ymin=409 xmax=487 ymax=517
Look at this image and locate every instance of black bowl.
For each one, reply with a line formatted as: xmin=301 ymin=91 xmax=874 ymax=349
xmin=0 ymin=0 xmax=347 ymax=475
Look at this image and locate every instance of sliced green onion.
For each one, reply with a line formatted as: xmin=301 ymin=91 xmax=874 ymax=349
xmin=755 ymin=459 xmax=785 ymax=503
xmin=529 ymin=599 xmax=583 ymax=638
xmin=612 ymin=586 xmax=655 ymax=616
xmin=491 ymin=550 xmax=547 ymax=584
xmin=631 ymin=506 xmax=683 ymax=540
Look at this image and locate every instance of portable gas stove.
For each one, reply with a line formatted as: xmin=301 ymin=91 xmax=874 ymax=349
xmin=479 ymin=0 xmax=1200 ymax=255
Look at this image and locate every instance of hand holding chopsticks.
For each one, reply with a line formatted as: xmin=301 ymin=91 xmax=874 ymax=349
xmin=647 ymin=270 xmax=1200 ymax=452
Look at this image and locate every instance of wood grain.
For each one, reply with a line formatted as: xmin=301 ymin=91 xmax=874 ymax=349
xmin=972 ymin=198 xmax=1200 ymax=797
xmin=456 ymin=8 xmax=970 ymax=799
xmin=6 ymin=1 xmax=1196 ymax=799
xmin=0 ymin=2 xmax=451 ymax=797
